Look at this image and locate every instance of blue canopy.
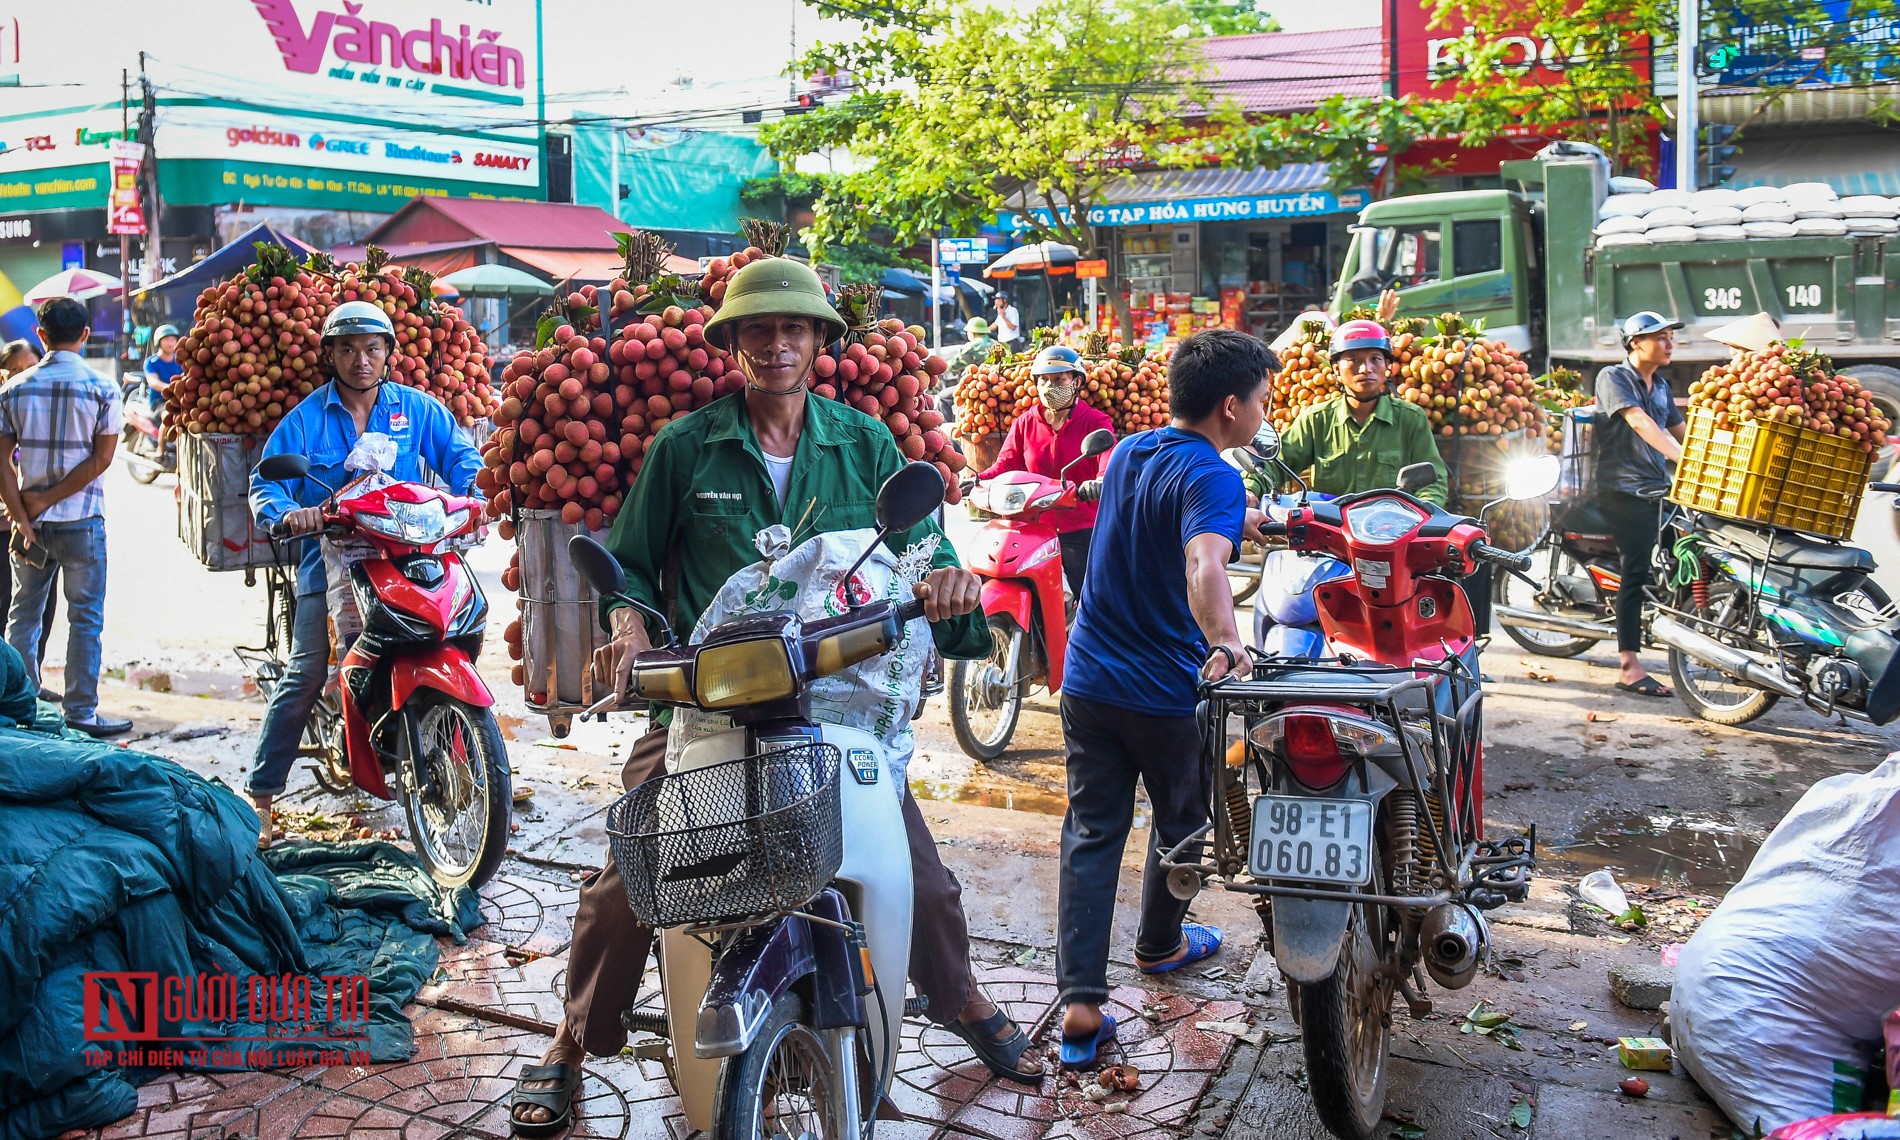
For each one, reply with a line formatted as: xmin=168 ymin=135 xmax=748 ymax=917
xmin=134 ymin=223 xmax=318 ymax=297
xmin=879 ymin=267 xmax=993 ymax=305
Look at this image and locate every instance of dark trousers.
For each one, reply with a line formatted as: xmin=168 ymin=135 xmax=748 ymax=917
xmin=1057 ymin=693 xmax=1209 ymax=1006
xmin=564 ymin=724 xmax=979 ymax=1056
xmin=1598 ymin=490 xmax=1662 ymax=652
xmin=1058 ymin=528 xmax=1093 ymax=599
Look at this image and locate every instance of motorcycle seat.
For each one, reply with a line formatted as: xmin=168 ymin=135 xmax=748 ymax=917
xmin=1705 ymin=521 xmax=1876 ymax=573
xmin=1552 ymin=498 xmax=1613 ymax=537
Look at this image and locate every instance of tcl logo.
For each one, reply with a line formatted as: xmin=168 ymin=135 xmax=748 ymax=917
xmin=474 ymin=152 xmax=532 ymax=170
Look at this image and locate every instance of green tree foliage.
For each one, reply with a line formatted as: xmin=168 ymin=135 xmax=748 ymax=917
xmin=739 ymin=172 xmax=926 ymax=284
xmin=1184 ymin=0 xmax=1281 ymax=36
xmin=765 ymin=0 xmax=1255 ymax=330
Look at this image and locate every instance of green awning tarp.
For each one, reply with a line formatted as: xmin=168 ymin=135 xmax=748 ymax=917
xmin=573 ymin=127 xmax=777 ymax=235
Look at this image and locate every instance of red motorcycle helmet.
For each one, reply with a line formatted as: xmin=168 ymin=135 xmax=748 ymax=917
xmin=1329 ymin=318 xmax=1392 ymax=362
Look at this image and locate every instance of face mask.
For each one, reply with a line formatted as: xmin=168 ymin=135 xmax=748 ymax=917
xmin=1040 ymin=382 xmax=1077 ymax=410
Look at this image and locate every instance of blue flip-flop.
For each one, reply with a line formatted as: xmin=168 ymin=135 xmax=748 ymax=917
xmin=1138 ymin=923 xmax=1224 ymax=975
xmin=1059 ymin=1014 xmax=1118 ymax=1070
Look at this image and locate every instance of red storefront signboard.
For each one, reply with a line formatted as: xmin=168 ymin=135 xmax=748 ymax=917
xmin=1384 ymin=0 xmax=1653 ymax=173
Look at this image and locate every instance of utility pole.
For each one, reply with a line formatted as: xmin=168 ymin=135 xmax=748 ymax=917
xmin=1676 ymin=0 xmax=1698 ymax=191
xmin=119 ymin=68 xmax=131 ymax=369
xmin=138 ymin=51 xmax=162 ymax=293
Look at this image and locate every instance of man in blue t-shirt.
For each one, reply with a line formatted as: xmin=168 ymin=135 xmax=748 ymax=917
xmin=1054 ymin=328 xmax=1275 ymax=1067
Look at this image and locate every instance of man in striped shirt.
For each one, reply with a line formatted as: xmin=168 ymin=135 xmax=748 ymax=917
xmin=0 ymin=296 xmax=129 ymax=736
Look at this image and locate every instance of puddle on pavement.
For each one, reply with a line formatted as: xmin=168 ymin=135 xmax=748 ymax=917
xmin=907 ymin=778 xmax=1152 ymax=829
xmin=1554 ymin=810 xmax=1762 ymax=891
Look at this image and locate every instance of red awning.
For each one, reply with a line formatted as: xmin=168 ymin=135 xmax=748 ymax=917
xmin=501 ymin=247 xmax=700 ymax=283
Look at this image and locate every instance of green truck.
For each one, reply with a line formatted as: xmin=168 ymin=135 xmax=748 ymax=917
xmin=1328 ymin=148 xmax=1900 ymax=419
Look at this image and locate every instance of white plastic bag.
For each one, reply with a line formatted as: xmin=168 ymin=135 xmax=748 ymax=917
xmin=666 ymin=525 xmax=938 ymax=786
xmin=1672 ymin=753 xmax=1900 ymax=1133
xmin=321 ymin=432 xmax=399 ymax=648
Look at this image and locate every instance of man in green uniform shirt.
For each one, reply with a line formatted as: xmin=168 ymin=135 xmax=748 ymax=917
xmin=1278 ymin=318 xmax=1447 ymax=505
xmin=510 ymin=260 xmax=1040 ymax=1137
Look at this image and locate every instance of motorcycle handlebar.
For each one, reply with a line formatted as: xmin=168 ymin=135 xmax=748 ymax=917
xmin=1871 ymin=481 xmax=1900 ymax=494
xmin=1471 ymin=542 xmax=1532 ymax=573
xmin=898 ymin=597 xmax=927 ymax=624
xmin=1256 ymin=520 xmax=1289 ymax=538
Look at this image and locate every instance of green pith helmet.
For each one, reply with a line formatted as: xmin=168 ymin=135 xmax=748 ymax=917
xmin=702 ymin=257 xmax=847 ymax=351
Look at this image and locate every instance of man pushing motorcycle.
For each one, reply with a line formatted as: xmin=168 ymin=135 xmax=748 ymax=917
xmin=509 ymin=258 xmax=1045 ymax=1136
xmin=247 ymin=301 xmax=484 ymax=851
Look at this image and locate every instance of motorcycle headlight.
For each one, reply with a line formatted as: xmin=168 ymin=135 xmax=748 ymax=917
xmin=358 ymin=500 xmax=454 ymax=544
xmin=694 ymin=637 xmax=797 ymax=710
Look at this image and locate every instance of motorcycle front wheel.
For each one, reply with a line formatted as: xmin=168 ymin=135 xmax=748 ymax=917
xmin=400 ymin=691 xmax=510 ymax=887
xmin=1493 ymin=542 xmax=1599 ymax=658
xmin=122 ymin=428 xmax=162 ymax=485
xmin=949 ymin=615 xmax=1026 ymax=763
xmin=713 ymin=993 xmax=849 ymax=1140
xmin=1298 ymin=890 xmax=1396 ymax=1140
xmin=306 ymin=691 xmax=352 ymax=795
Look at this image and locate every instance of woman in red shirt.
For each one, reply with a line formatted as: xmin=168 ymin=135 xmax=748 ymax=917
xmin=973 ymin=345 xmax=1114 ymax=597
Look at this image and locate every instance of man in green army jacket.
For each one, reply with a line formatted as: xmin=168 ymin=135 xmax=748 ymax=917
xmin=510 ymin=260 xmax=1041 ymax=1137
xmin=1277 ymin=318 xmax=1448 ymax=505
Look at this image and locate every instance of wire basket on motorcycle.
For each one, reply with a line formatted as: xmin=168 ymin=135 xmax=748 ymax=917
xmin=606 ymin=742 xmax=846 ymax=928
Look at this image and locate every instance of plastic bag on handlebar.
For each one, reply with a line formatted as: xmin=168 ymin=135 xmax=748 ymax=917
xmin=665 ymin=526 xmax=938 ymax=786
xmin=321 ymin=432 xmax=400 ymax=649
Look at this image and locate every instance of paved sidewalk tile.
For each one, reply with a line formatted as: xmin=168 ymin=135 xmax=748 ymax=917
xmin=76 ymin=962 xmax=1241 ymax=1140
xmin=476 ymin=868 xmax=579 ymax=959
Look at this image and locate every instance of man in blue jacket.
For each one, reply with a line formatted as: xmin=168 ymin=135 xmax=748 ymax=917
xmin=247 ymin=301 xmax=483 ymax=849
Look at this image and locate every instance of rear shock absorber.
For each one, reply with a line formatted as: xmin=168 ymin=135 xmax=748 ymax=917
xmin=1387 ymin=791 xmax=1422 ymax=895
xmin=1691 ymin=574 xmax=1710 ymax=611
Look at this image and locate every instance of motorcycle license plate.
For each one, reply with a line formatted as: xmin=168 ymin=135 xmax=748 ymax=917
xmin=1248 ymin=795 xmax=1373 ymax=886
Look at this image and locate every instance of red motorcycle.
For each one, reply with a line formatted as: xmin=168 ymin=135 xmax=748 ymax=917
xmin=255 ymin=453 xmax=510 ymax=888
xmin=1164 ymin=445 xmax=1542 ymax=1140
xmin=949 ymin=428 xmax=1114 ymax=760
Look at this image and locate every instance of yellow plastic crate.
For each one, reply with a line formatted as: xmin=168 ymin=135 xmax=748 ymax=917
xmin=1669 ymin=407 xmax=1872 ymax=540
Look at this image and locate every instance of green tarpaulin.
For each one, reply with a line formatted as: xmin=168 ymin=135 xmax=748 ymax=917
xmin=0 ymin=638 xmax=483 ymax=1140
xmin=572 ymin=127 xmax=776 ymax=235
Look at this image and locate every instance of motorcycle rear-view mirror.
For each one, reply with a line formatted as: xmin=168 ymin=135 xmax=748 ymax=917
xmin=256 ymin=454 xmax=310 ymax=482
xmin=568 ymin=534 xmax=679 ymax=648
xmin=1081 ymin=428 xmax=1115 ymax=458
xmin=1251 ymin=425 xmax=1283 ymax=461
xmin=1398 ymin=462 xmax=1438 ymax=494
xmin=1504 ymin=454 xmax=1561 ymax=501
xmin=875 ymin=461 xmax=946 ymax=534
xmin=568 ymin=535 xmax=628 ymax=597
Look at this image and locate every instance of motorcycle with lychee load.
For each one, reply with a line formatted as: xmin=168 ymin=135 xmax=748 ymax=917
xmin=1164 ymin=427 xmax=1552 ymax=1140
xmin=254 ymin=453 xmax=510 ymax=888
xmin=568 ymin=461 xmax=947 ymax=1140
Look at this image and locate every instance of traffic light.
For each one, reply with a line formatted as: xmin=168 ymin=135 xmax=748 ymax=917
xmin=785 ymin=93 xmax=822 ymax=115
xmin=1698 ymin=124 xmax=1739 ymax=188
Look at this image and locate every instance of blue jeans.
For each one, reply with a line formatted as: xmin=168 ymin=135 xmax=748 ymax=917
xmin=7 ymin=516 xmax=107 ymax=722
xmin=248 ymin=590 xmax=329 ymax=798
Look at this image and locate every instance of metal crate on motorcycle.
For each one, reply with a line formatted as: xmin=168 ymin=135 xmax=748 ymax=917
xmin=513 ymin=508 xmax=612 ymax=715
xmin=1669 ymin=407 xmax=1871 ymax=541
xmin=176 ymin=432 xmax=295 ymax=572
